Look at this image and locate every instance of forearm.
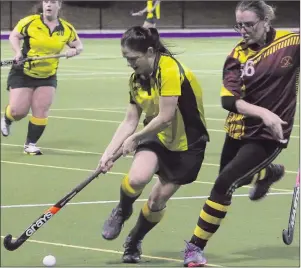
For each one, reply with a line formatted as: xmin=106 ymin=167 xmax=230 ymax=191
xmin=134 ymin=116 xmax=170 ymax=140
xmin=104 ymin=121 xmax=138 ymax=156
xmin=68 ymin=40 xmax=83 ymax=55
xmin=235 ymin=99 xmax=268 ymax=119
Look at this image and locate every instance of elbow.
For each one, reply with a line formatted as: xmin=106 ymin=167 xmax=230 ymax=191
xmin=76 ymin=47 xmax=83 ymax=55
xmin=221 ymin=96 xmax=238 ymax=113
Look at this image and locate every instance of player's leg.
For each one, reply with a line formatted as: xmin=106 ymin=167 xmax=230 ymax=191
xmin=1 ymin=87 xmax=33 ymax=137
xmin=219 ymin=135 xmax=284 ymax=197
xmin=24 ymin=86 xmax=55 ymax=155
xmin=102 ymin=150 xmax=159 ymax=240
xmin=122 ymin=178 xmax=180 ymax=263
xmin=184 ymin=139 xmax=282 ymax=267
xmin=123 ymin=141 xmax=207 ymax=263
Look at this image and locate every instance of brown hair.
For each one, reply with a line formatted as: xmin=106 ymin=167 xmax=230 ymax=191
xmin=236 ymin=0 xmax=276 ymax=22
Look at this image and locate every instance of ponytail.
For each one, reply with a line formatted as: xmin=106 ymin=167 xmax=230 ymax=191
xmin=121 ymin=26 xmax=173 ymax=56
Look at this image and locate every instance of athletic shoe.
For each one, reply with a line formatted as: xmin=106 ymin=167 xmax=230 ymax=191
xmin=249 ymin=164 xmax=285 ymax=201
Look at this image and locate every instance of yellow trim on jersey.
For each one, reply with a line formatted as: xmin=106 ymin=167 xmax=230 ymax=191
xmin=129 ymin=55 xmax=208 ymax=151
xmin=13 ymin=14 xmax=78 ymax=78
xmin=221 ymin=86 xmax=235 ymax=97
xmin=146 ymin=1 xmax=160 ymax=19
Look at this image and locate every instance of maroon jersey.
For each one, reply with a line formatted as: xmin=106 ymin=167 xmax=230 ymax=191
xmin=221 ymin=28 xmax=299 ymax=146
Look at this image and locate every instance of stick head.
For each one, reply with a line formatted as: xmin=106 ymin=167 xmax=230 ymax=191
xmin=3 ymin=234 xmax=25 ymax=251
xmin=282 ymin=229 xmax=293 ymax=245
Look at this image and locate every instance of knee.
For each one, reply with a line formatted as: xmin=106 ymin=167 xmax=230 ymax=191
xmin=10 ymin=106 xmax=28 ymax=120
xmin=127 ymin=175 xmax=147 ymax=192
xmin=32 ymin=107 xmax=50 ymax=118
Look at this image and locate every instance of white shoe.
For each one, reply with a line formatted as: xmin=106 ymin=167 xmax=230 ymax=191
xmin=1 ymin=116 xmax=11 ymax=137
xmin=24 ymin=143 xmax=43 ymax=155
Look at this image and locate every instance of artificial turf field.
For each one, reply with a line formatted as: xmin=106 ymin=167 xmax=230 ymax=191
xmin=1 ymin=38 xmax=300 ymax=267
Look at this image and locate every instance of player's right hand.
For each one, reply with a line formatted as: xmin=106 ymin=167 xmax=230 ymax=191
xmin=96 ymin=153 xmax=114 ymax=174
xmin=14 ymin=51 xmax=23 ymax=65
xmin=261 ymin=110 xmax=288 ymax=141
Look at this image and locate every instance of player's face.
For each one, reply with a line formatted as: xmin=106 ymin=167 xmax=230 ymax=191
xmin=43 ymin=0 xmax=61 ymax=19
xmin=235 ymin=10 xmax=266 ymax=45
xmin=122 ymin=46 xmax=153 ymax=75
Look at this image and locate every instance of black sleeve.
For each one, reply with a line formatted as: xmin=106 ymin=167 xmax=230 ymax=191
xmin=129 ymin=92 xmax=136 ymax=104
xmin=221 ymin=96 xmax=238 ymax=113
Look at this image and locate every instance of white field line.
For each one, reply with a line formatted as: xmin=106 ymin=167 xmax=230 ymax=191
xmin=0 ymin=236 xmax=221 ymax=267
xmin=47 ymin=108 xmax=300 ymax=128
xmin=1 ymin=144 xmax=295 ymax=192
xmin=20 ymin=114 xmax=300 ymax=139
xmin=0 ymin=192 xmax=291 ymax=209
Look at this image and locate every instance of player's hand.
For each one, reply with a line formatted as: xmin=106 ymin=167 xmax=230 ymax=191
xmin=122 ymin=134 xmax=139 ymax=156
xmin=96 ymin=153 xmax=114 ymax=174
xmin=65 ymin=48 xmax=78 ymax=59
xmin=14 ymin=51 xmax=23 ymax=65
xmin=261 ymin=110 xmax=288 ymax=142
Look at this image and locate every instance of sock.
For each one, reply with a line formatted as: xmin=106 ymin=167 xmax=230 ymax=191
xmin=129 ymin=202 xmax=166 ymax=242
xmin=119 ymin=175 xmax=143 ymax=215
xmin=4 ymin=105 xmax=15 ymax=124
xmin=25 ymin=116 xmax=48 ymax=145
xmin=190 ymin=194 xmax=230 ymax=250
xmin=252 ymin=168 xmax=267 ymax=182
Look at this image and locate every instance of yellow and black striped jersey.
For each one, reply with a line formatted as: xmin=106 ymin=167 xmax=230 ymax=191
xmin=14 ymin=14 xmax=78 ymax=78
xmin=129 ymin=54 xmax=209 ymax=151
xmin=146 ymin=1 xmax=160 ymax=20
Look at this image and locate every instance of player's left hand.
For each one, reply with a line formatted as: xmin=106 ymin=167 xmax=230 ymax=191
xmin=122 ymin=135 xmax=139 ymax=156
xmin=65 ymin=48 xmax=78 ymax=59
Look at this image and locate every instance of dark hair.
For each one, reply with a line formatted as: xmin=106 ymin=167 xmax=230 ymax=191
xmin=236 ymin=0 xmax=276 ymax=21
xmin=121 ymin=26 xmax=173 ymax=56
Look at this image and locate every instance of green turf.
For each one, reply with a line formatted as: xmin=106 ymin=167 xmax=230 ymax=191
xmin=1 ymin=38 xmax=300 ymax=267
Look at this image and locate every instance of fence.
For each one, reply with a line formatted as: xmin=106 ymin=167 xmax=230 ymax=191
xmin=1 ymin=1 xmax=300 ymax=31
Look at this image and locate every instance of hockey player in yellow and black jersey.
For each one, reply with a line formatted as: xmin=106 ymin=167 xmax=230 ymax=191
xmin=183 ymin=1 xmax=299 ymax=266
xmin=131 ymin=1 xmax=161 ymax=28
xmin=95 ymin=26 xmax=209 ymax=264
xmin=1 ymin=0 xmax=83 ymax=155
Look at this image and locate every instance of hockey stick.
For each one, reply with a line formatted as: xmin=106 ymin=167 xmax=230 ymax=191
xmin=3 ymin=151 xmax=122 ymax=251
xmin=0 ymin=53 xmax=67 ymax=67
xmin=282 ymin=170 xmax=300 ymax=245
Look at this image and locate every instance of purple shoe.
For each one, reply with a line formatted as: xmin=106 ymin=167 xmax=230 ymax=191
xmin=183 ymin=241 xmax=207 ymax=267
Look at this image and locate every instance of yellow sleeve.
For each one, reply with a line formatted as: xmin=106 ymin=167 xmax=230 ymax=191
xmin=14 ymin=15 xmax=37 ymax=36
xmin=63 ymin=21 xmax=79 ymax=43
xmin=160 ymin=63 xmax=182 ymax=96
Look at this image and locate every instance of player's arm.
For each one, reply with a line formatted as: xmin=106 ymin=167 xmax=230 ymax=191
xmin=150 ymin=1 xmax=161 ymax=12
xmin=103 ymin=103 xmax=142 ymax=157
xmin=221 ymin=55 xmax=269 ymax=117
xmin=133 ymin=96 xmax=178 ymax=140
xmin=221 ymin=54 xmax=287 ymax=141
xmin=66 ymin=24 xmax=83 ymax=57
xmin=9 ymin=17 xmax=30 ymax=60
xmin=133 ymin=65 xmax=180 ymax=140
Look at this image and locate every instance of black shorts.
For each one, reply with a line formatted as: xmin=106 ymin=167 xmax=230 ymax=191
xmin=145 ymin=14 xmax=157 ymax=24
xmin=135 ymin=136 xmax=207 ymax=185
xmin=7 ymin=67 xmax=57 ymax=91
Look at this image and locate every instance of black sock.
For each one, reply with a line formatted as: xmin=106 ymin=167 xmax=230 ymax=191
xmin=129 ymin=202 xmax=166 ymax=242
xmin=26 ymin=116 xmax=48 ymax=145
